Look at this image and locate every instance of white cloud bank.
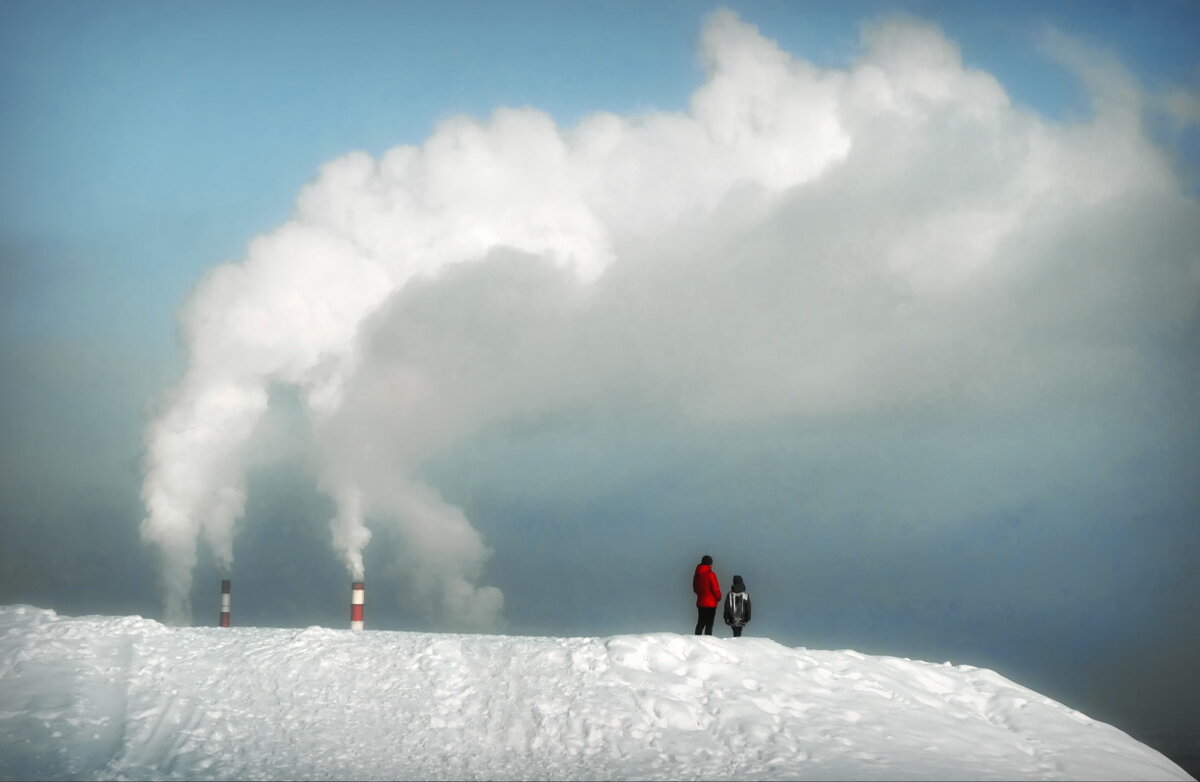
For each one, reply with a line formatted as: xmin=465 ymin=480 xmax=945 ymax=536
xmin=141 ymin=10 xmax=1200 ymax=627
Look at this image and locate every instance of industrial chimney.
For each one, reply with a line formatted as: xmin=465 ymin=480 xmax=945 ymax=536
xmin=219 ymin=579 xmax=231 ymax=627
xmin=351 ymin=581 xmax=364 ymax=631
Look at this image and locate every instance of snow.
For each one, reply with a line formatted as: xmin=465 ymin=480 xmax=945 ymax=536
xmin=0 ymin=606 xmax=1190 ymax=782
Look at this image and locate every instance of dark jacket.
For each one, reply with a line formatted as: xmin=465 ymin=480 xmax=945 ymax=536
xmin=723 ymin=575 xmax=751 ymax=627
xmin=693 ymin=563 xmax=722 ymax=608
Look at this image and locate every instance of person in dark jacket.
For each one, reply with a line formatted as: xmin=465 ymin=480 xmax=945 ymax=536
xmin=723 ymin=574 xmax=752 ymax=637
xmin=693 ymin=555 xmax=722 ymax=635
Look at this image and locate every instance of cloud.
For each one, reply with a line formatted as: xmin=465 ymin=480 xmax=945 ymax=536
xmin=141 ymin=9 xmax=1199 ymax=629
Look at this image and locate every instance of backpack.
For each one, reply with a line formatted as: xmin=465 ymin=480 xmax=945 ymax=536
xmin=727 ymin=592 xmax=747 ymax=625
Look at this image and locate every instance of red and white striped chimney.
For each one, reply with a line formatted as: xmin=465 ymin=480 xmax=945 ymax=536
xmin=219 ymin=579 xmax=231 ymax=627
xmin=351 ymin=581 xmax=364 ymax=631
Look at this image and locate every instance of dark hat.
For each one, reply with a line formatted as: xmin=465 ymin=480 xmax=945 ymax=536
xmin=732 ymin=574 xmax=745 ymax=586
xmin=701 ymin=555 xmax=713 ymax=565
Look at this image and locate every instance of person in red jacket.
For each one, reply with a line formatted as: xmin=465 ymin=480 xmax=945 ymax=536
xmin=693 ymin=555 xmax=722 ymax=635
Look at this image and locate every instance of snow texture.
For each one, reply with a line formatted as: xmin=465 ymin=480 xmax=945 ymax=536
xmin=0 ymin=606 xmax=1190 ymax=781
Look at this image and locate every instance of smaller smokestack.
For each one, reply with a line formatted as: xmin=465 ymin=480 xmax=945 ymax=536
xmin=219 ymin=579 xmax=231 ymax=627
xmin=351 ymin=581 xmax=365 ymax=631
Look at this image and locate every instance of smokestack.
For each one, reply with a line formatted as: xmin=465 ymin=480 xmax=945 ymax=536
xmin=351 ymin=581 xmax=364 ymax=631
xmin=219 ymin=579 xmax=231 ymax=627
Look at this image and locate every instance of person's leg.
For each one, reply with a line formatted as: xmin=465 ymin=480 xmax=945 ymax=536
xmin=732 ymin=625 xmax=742 ymax=638
xmin=702 ymin=607 xmax=716 ymax=635
xmin=695 ymin=607 xmax=705 ymax=635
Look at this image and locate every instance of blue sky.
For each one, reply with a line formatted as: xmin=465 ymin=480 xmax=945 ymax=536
xmin=3 ymin=1 xmax=1197 ymax=330
xmin=2 ymin=1 xmax=1196 ymax=343
xmin=2 ymin=0 xmax=1199 ymax=769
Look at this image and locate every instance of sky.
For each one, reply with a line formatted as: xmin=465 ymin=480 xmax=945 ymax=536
xmin=1 ymin=0 xmax=1198 ymax=768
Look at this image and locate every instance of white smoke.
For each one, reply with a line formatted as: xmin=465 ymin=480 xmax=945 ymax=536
xmin=141 ymin=10 xmax=1199 ymax=627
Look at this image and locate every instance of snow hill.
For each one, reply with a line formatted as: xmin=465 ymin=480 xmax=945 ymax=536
xmin=0 ymin=606 xmax=1190 ymax=781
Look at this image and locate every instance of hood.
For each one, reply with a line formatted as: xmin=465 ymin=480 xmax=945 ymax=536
xmin=695 ymin=563 xmax=712 ymax=576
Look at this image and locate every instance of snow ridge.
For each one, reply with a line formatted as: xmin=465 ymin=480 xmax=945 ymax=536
xmin=0 ymin=606 xmax=1190 ymax=781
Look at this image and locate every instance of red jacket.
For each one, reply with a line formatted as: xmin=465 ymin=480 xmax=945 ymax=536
xmin=693 ymin=563 xmax=722 ymax=608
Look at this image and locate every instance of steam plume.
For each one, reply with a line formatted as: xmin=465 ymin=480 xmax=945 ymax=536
xmin=141 ymin=10 xmax=1199 ymax=627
